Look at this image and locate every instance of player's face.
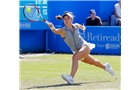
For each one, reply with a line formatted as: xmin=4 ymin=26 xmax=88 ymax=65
xmin=63 ymin=16 xmax=73 ymax=26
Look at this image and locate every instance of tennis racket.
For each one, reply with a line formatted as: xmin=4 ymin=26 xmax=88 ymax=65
xmin=23 ymin=3 xmax=49 ymax=24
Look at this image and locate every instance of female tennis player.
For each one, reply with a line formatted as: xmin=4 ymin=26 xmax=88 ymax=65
xmin=47 ymin=11 xmax=114 ymax=85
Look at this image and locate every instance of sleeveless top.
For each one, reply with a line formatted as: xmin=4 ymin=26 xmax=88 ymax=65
xmin=63 ymin=24 xmax=87 ymax=53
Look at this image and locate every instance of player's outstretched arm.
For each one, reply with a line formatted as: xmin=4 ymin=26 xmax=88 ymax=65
xmin=46 ymin=22 xmax=64 ymax=34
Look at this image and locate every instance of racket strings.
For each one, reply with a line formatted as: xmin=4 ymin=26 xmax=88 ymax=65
xmin=24 ymin=5 xmax=40 ymax=21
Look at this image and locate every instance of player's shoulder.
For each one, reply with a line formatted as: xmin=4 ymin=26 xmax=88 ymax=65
xmin=73 ymin=23 xmax=79 ymax=25
xmin=73 ymin=23 xmax=80 ymax=28
xmin=62 ymin=26 xmax=66 ymax=29
xmin=62 ymin=26 xmax=69 ymax=31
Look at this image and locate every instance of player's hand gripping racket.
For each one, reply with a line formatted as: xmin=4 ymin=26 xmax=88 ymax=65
xmin=23 ymin=3 xmax=49 ymax=24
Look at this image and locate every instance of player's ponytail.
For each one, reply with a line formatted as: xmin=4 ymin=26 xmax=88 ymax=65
xmin=56 ymin=15 xmax=63 ymax=20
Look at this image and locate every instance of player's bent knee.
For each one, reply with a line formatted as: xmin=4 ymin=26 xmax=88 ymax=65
xmin=72 ymin=56 xmax=79 ymax=61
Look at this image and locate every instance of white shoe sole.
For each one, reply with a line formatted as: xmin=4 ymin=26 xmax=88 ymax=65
xmin=109 ymin=67 xmax=114 ymax=76
xmin=61 ymin=74 xmax=73 ymax=85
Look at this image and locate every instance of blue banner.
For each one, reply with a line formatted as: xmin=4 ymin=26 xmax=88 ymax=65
xmin=83 ymin=26 xmax=121 ymax=54
xmin=20 ymin=26 xmax=121 ymax=54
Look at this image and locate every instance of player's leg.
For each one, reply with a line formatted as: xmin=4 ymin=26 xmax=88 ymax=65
xmin=81 ymin=55 xmax=114 ymax=76
xmin=61 ymin=45 xmax=90 ymax=84
xmin=70 ymin=45 xmax=90 ymax=77
xmin=81 ymin=55 xmax=105 ymax=69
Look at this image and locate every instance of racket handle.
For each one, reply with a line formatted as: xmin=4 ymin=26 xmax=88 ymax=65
xmin=43 ymin=19 xmax=50 ymax=24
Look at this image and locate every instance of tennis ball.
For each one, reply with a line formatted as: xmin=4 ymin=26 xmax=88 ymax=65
xmin=26 ymin=7 xmax=31 ymax=13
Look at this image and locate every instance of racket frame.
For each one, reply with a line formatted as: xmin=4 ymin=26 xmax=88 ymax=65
xmin=23 ymin=3 xmax=49 ymax=24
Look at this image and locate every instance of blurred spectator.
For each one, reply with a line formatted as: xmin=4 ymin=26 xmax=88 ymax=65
xmin=86 ymin=9 xmax=102 ymax=26
xmin=110 ymin=0 xmax=121 ymax=26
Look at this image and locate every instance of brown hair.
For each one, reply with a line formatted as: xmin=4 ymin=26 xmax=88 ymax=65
xmin=55 ymin=11 xmax=74 ymax=20
xmin=56 ymin=15 xmax=63 ymax=20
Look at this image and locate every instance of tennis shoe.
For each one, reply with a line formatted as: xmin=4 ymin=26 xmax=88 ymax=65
xmin=61 ymin=74 xmax=74 ymax=85
xmin=105 ymin=62 xmax=114 ymax=76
